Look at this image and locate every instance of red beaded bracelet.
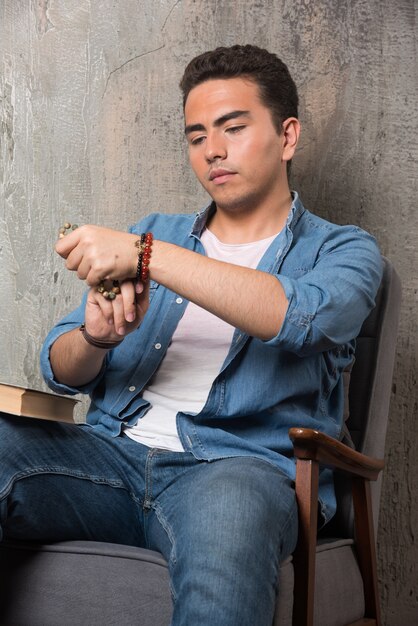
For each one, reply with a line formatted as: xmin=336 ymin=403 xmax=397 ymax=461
xmin=135 ymin=232 xmax=153 ymax=282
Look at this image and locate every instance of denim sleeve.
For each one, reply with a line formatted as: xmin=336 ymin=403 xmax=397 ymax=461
xmin=266 ymin=227 xmax=383 ymax=356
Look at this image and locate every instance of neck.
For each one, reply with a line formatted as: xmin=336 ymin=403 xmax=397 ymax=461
xmin=207 ymin=191 xmax=292 ymax=244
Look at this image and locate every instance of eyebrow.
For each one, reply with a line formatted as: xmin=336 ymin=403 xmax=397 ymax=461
xmin=184 ymin=110 xmax=251 ymax=135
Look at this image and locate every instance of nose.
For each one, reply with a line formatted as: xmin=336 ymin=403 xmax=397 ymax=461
xmin=205 ymin=131 xmax=227 ymax=163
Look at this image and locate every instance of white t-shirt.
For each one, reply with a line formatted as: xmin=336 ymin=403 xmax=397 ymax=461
xmin=124 ymin=228 xmax=279 ymax=451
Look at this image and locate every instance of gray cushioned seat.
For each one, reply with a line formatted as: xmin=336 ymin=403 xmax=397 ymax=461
xmin=0 ymin=538 xmax=364 ymax=626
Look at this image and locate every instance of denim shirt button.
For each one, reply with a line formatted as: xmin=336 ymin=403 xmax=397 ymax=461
xmin=155 ymin=343 xmax=162 ymax=350
xmin=128 ymin=386 xmax=136 ymax=392
xmin=176 ymin=297 xmax=183 ymax=304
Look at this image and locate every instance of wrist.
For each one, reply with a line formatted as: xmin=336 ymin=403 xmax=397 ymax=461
xmin=147 ymin=239 xmax=178 ymax=284
xmin=79 ymin=324 xmax=124 ymax=350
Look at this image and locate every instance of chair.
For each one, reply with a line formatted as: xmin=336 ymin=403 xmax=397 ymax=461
xmin=0 ymin=258 xmax=401 ymax=626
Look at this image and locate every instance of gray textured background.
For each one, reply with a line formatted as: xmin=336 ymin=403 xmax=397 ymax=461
xmin=0 ymin=1 xmax=417 ymax=623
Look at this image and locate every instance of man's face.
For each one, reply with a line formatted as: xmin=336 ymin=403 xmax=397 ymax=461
xmin=184 ymin=77 xmax=292 ymax=214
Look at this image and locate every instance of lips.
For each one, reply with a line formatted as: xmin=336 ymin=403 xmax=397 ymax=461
xmin=208 ymin=168 xmax=236 ymax=184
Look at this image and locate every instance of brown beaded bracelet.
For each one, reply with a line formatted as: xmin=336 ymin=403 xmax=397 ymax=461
xmin=135 ymin=232 xmax=153 ymax=282
xmin=58 ymin=222 xmax=78 ymax=238
xmin=97 ymin=280 xmax=121 ymax=301
xmin=79 ymin=324 xmax=124 ymax=350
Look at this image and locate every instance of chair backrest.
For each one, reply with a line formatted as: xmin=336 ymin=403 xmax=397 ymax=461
xmin=332 ymin=257 xmax=401 ymax=536
xmin=348 ymin=258 xmax=401 ymax=454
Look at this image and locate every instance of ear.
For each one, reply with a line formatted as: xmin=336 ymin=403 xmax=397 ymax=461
xmin=281 ymin=117 xmax=301 ymax=162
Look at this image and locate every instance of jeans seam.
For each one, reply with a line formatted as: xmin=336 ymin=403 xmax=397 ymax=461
xmin=0 ymin=467 xmax=125 ymax=500
xmin=144 ymin=450 xmax=156 ymax=508
xmin=152 ymin=501 xmax=178 ymax=602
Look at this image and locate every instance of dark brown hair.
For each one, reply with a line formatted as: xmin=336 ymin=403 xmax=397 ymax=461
xmin=179 ymin=44 xmax=299 ymax=133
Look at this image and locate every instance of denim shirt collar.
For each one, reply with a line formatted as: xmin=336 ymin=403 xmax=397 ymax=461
xmin=190 ymin=191 xmax=305 ymax=240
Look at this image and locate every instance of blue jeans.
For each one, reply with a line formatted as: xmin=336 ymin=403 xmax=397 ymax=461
xmin=0 ymin=414 xmax=298 ymax=626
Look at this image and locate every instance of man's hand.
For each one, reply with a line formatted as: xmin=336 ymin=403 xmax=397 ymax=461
xmin=49 ymin=278 xmax=149 ymax=388
xmin=85 ymin=279 xmax=149 ymax=338
xmin=55 ymin=225 xmax=139 ymax=286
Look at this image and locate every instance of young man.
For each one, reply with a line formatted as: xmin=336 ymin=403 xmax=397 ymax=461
xmin=0 ymin=45 xmax=382 ymax=625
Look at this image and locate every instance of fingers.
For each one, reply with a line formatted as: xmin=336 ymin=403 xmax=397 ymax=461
xmin=136 ymin=279 xmax=150 ymax=318
xmin=115 ymin=280 xmax=149 ymax=333
xmin=66 ymin=247 xmax=88 ymax=277
xmin=55 ymin=225 xmax=139 ymax=286
xmin=86 ymin=288 xmax=120 ymax=338
xmin=85 ymin=279 xmax=149 ymax=342
xmin=121 ymin=280 xmax=137 ymax=324
xmin=97 ymin=280 xmax=145 ymax=337
xmin=55 ymin=227 xmax=82 ymax=259
xmin=56 ymin=226 xmax=95 ymax=280
xmin=110 ymin=290 xmax=129 ymax=336
xmin=55 ymin=225 xmax=107 ymax=283
xmin=86 ymin=285 xmax=129 ymax=338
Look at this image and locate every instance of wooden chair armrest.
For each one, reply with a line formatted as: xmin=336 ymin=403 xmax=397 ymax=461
xmin=289 ymin=427 xmax=384 ymax=481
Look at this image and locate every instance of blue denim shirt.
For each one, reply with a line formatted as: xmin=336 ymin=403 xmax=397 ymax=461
xmin=40 ymin=193 xmax=383 ymax=523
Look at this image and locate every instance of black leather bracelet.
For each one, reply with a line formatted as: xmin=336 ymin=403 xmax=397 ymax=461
xmin=79 ymin=324 xmax=124 ymax=350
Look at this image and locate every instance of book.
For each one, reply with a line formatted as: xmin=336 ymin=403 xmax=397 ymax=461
xmin=0 ymin=382 xmax=78 ymax=423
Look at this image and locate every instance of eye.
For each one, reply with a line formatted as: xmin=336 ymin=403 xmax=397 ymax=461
xmin=226 ymin=125 xmax=245 ymax=134
xmin=189 ymin=135 xmax=206 ymax=146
